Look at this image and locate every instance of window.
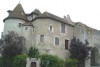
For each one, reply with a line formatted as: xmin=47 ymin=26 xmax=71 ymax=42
xmin=49 ymin=25 xmax=53 ymax=32
xmin=65 ymin=40 xmax=69 ymax=50
xmin=19 ymin=23 xmax=21 ymax=27
xmin=61 ymin=23 xmax=65 ymax=33
xmin=25 ymin=27 xmax=28 ymax=30
xmin=55 ymin=37 xmax=59 ymax=45
xmin=40 ymin=35 xmax=44 ymax=42
xmin=50 ymin=25 xmax=52 ymax=31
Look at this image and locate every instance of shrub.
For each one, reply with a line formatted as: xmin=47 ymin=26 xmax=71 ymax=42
xmin=0 ymin=57 xmax=3 ymax=67
xmin=40 ymin=54 xmax=64 ymax=67
xmin=65 ymin=59 xmax=78 ymax=67
xmin=28 ymin=47 xmax=39 ymax=58
xmin=13 ymin=54 xmax=28 ymax=67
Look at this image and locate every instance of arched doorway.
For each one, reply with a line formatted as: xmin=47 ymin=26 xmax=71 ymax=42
xmin=31 ymin=62 xmax=36 ymax=67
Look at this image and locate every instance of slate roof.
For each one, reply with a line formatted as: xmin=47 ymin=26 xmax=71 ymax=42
xmin=4 ymin=3 xmax=74 ymax=26
xmin=26 ymin=9 xmax=41 ymax=16
xmin=33 ymin=12 xmax=74 ymax=26
xmin=4 ymin=3 xmax=28 ymax=22
xmin=33 ymin=9 xmax=41 ymax=15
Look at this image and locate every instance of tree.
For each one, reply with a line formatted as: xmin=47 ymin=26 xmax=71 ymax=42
xmin=0 ymin=31 xmax=26 ymax=67
xmin=0 ymin=31 xmax=26 ymax=58
xmin=28 ymin=46 xmax=39 ymax=58
xmin=69 ymin=37 xmax=91 ymax=67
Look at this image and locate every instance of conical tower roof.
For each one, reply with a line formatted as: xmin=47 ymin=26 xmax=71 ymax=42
xmin=4 ymin=3 xmax=28 ymax=21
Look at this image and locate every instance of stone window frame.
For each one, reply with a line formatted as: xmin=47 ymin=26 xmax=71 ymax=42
xmin=54 ymin=36 xmax=60 ymax=45
xmin=40 ymin=35 xmax=44 ymax=42
xmin=49 ymin=24 xmax=53 ymax=32
xmin=25 ymin=27 xmax=28 ymax=30
xmin=65 ymin=39 xmax=69 ymax=50
xmin=61 ymin=23 xmax=65 ymax=33
xmin=18 ymin=23 xmax=21 ymax=27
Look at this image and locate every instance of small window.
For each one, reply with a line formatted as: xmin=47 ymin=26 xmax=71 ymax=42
xmin=50 ymin=26 xmax=52 ymax=31
xmin=61 ymin=23 xmax=65 ymax=33
xmin=25 ymin=27 xmax=28 ymax=30
xmin=19 ymin=23 xmax=21 ymax=27
xmin=40 ymin=35 xmax=44 ymax=42
xmin=55 ymin=37 xmax=59 ymax=45
xmin=65 ymin=40 xmax=69 ymax=50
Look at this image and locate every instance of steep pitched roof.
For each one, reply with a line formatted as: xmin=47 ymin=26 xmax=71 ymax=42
xmin=33 ymin=12 xmax=74 ymax=26
xmin=4 ymin=3 xmax=28 ymax=22
xmin=33 ymin=9 xmax=41 ymax=15
xmin=26 ymin=9 xmax=41 ymax=16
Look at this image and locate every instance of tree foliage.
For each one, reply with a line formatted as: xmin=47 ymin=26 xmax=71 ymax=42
xmin=65 ymin=59 xmax=78 ymax=67
xmin=0 ymin=57 xmax=3 ymax=67
xmin=0 ymin=31 xmax=26 ymax=58
xmin=0 ymin=31 xmax=26 ymax=67
xmin=40 ymin=54 xmax=64 ymax=67
xmin=28 ymin=47 xmax=39 ymax=58
xmin=69 ymin=37 xmax=90 ymax=62
xmin=13 ymin=54 xmax=28 ymax=67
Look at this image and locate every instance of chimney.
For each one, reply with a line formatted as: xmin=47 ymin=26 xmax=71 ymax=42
xmin=64 ymin=16 xmax=67 ymax=19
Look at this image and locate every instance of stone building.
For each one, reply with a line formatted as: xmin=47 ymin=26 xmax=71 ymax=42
xmin=2 ymin=3 xmax=100 ymax=67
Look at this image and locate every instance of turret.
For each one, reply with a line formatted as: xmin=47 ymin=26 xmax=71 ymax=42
xmin=3 ymin=3 xmax=28 ymax=35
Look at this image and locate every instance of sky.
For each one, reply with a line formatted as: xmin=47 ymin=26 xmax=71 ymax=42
xmin=0 ymin=0 xmax=100 ymax=38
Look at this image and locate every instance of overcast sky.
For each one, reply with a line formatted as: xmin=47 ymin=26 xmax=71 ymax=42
xmin=0 ymin=0 xmax=100 ymax=38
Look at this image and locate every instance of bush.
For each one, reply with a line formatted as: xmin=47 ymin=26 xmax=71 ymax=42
xmin=40 ymin=54 xmax=64 ymax=67
xmin=65 ymin=59 xmax=78 ymax=67
xmin=28 ymin=47 xmax=39 ymax=58
xmin=13 ymin=54 xmax=28 ymax=67
xmin=0 ymin=57 xmax=3 ymax=67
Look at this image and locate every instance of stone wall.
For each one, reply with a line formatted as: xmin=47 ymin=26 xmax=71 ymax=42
xmin=32 ymin=18 xmax=74 ymax=59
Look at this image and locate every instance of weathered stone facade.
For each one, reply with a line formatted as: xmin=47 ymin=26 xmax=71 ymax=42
xmin=2 ymin=3 xmax=100 ymax=67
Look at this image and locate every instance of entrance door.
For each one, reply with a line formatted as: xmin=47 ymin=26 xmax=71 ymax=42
xmin=31 ymin=62 xmax=36 ymax=67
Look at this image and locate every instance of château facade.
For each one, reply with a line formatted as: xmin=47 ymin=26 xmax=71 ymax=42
xmin=2 ymin=3 xmax=100 ymax=67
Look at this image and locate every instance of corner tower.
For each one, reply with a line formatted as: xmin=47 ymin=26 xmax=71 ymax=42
xmin=3 ymin=3 xmax=28 ymax=35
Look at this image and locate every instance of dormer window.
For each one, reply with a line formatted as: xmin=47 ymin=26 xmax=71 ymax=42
xmin=27 ymin=15 xmax=32 ymax=21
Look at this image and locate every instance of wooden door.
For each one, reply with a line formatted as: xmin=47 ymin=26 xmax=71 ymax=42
xmin=31 ymin=62 xmax=36 ymax=67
